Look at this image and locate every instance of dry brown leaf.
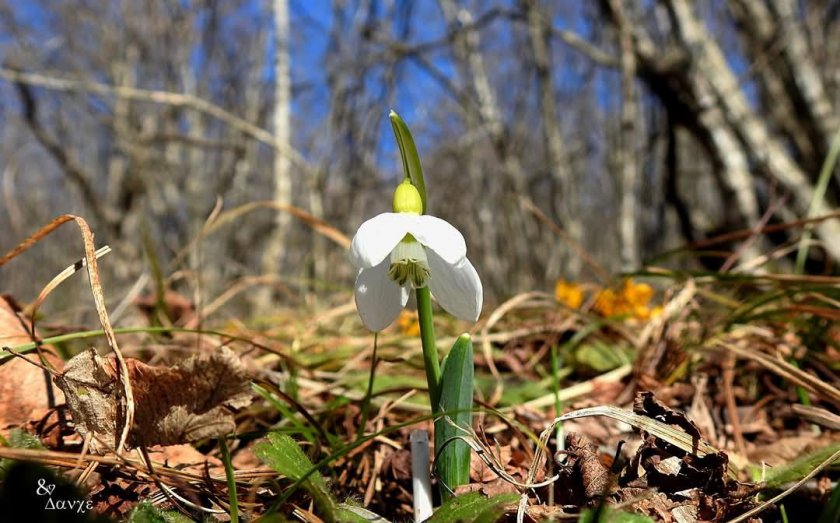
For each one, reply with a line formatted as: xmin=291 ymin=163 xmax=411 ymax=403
xmin=89 ymin=475 xmax=154 ymax=518
xmin=382 ymin=448 xmax=412 ymax=480
xmin=560 ymin=432 xmax=613 ymax=500
xmin=748 ymin=434 xmax=839 ymax=465
xmin=0 ymin=296 xmax=64 ymax=436
xmin=133 ymin=290 xmax=196 ymax=326
xmin=54 ymin=346 xmax=251 ymax=452
xmin=470 ymin=444 xmax=513 ymax=482
xmin=147 ymin=444 xmax=224 ymax=472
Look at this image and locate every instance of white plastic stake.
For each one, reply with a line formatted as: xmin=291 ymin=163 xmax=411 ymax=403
xmin=410 ymin=429 xmax=433 ymax=522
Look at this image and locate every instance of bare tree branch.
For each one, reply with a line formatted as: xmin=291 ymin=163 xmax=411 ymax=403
xmin=12 ymin=79 xmax=117 ymax=230
xmin=0 ymin=67 xmax=315 ymax=177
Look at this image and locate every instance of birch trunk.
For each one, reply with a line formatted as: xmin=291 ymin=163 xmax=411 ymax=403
xmin=664 ymin=0 xmax=840 ymax=261
xmin=438 ymin=0 xmax=537 ymax=293
xmin=256 ymin=0 xmax=293 ymax=311
xmin=522 ymin=0 xmax=584 ymax=277
xmin=605 ymin=0 xmax=640 ymax=271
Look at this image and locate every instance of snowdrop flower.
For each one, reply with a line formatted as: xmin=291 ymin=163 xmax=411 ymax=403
xmin=350 ymin=180 xmax=482 ymax=331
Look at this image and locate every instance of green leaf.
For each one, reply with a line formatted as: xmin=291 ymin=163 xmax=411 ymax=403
xmin=573 ymin=341 xmax=632 ymax=372
xmin=389 ymin=110 xmax=427 ymax=214
xmin=427 ymin=491 xmax=519 ymax=523
xmin=255 ymin=433 xmax=337 ymax=522
xmin=434 ymin=334 xmax=474 ymax=500
xmin=255 ymin=433 xmax=326 ymax=487
xmin=336 ymin=503 xmax=391 ymax=523
xmin=7 ymin=428 xmax=44 ymax=449
xmin=0 ymin=429 xmax=45 ymax=481
xmin=127 ymin=502 xmax=167 ymax=523
xmin=796 ymin=125 xmax=840 ymax=272
xmin=763 ymin=442 xmax=840 ymax=487
xmin=128 ymin=502 xmax=195 ymax=523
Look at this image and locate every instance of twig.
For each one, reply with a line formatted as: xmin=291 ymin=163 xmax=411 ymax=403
xmin=0 ymin=68 xmax=314 ymax=176
xmin=520 ymin=197 xmax=610 ymax=281
xmin=722 ymin=352 xmax=748 ymax=458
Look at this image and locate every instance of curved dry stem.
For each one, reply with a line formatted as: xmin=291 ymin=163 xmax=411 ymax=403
xmin=0 ymin=214 xmax=135 ymax=455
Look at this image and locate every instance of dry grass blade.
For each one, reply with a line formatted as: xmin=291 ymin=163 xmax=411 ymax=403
xmin=720 ymin=191 xmax=786 ymax=273
xmin=27 ymin=245 xmax=112 ymax=332
xmin=515 ymin=364 xmax=632 ymax=411
xmin=681 ymin=209 xmax=840 ymax=250
xmin=192 ymin=200 xmax=350 ymax=255
xmin=184 ymin=274 xmax=285 ymax=329
xmin=786 ymin=303 xmax=840 ymax=320
xmin=0 ymin=446 xmax=275 ymax=485
xmin=715 ymin=337 xmax=840 ymax=408
xmin=725 ymin=447 xmax=840 ymax=523
xmin=480 ymin=291 xmax=556 ymax=404
xmin=556 ymin=406 xmax=737 ymax=477
xmin=65 ymin=216 xmax=134 ymax=455
xmin=638 ymin=279 xmax=695 ymax=347
xmin=791 ymin=404 xmax=840 ymax=430
xmin=0 ymin=215 xmax=134 ymax=454
xmin=518 ymin=408 xmax=560 ymax=523
xmin=0 ymin=215 xmax=74 ymax=267
xmin=436 ymin=418 xmax=557 ymax=491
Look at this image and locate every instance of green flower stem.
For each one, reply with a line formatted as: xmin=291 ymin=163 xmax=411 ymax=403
xmin=355 ymin=333 xmax=379 ymax=442
xmin=416 ymin=286 xmax=441 ymax=412
xmin=219 ymin=437 xmax=239 ymax=523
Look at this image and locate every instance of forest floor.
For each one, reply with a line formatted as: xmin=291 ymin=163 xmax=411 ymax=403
xmin=0 ymin=220 xmax=838 ymax=522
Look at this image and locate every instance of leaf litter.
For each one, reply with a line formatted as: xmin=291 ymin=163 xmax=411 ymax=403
xmin=54 ymin=346 xmax=252 ymax=452
xmin=0 ymin=216 xmax=838 ymax=522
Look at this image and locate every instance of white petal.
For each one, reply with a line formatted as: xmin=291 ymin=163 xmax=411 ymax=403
xmin=349 ymin=213 xmax=413 ymax=268
xmin=408 ymin=215 xmax=467 ymax=264
xmin=354 ymin=260 xmax=410 ymax=331
xmin=427 ymin=250 xmax=482 ymax=322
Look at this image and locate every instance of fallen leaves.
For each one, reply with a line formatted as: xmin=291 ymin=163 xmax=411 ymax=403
xmin=557 ymin=432 xmax=613 ymax=500
xmin=54 ymin=346 xmax=252 ymax=452
xmin=0 ymin=296 xmax=64 ymax=438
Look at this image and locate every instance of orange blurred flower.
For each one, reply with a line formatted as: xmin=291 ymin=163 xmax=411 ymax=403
xmin=622 ymin=280 xmax=653 ymax=307
xmin=593 ymin=288 xmax=619 ymax=316
xmin=555 ymin=279 xmax=584 ymax=309
xmin=396 ymin=309 xmax=420 ymax=336
xmin=593 ymin=279 xmax=658 ymax=320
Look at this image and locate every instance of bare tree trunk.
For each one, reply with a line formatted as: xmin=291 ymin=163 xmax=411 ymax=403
xmin=651 ymin=1 xmax=762 ymax=237
xmin=729 ymin=0 xmax=838 ymax=174
xmin=603 ymin=0 xmax=766 ymax=263
xmin=663 ymin=0 xmax=840 ymax=260
xmin=600 ymin=0 xmax=839 ymax=262
xmin=605 ymin=0 xmax=641 ymax=270
xmin=768 ymin=0 xmax=838 ymax=155
xmin=105 ymin=38 xmax=141 ymax=280
xmin=522 ymin=0 xmax=584 ymax=278
xmin=437 ymin=0 xmax=504 ymax=293
xmin=438 ymin=0 xmax=536 ymax=293
xmin=257 ymin=0 xmax=293 ymax=311
xmin=728 ymin=0 xmax=817 ymax=167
